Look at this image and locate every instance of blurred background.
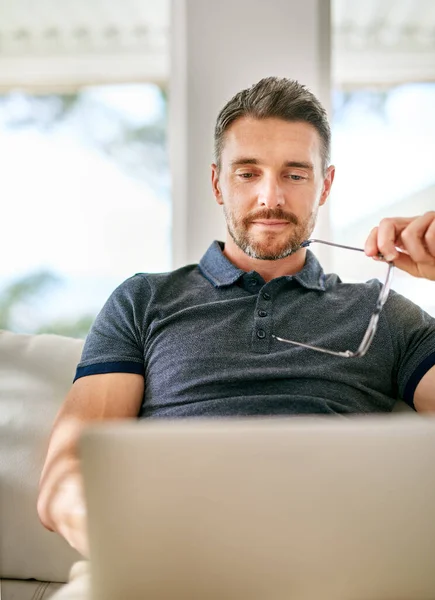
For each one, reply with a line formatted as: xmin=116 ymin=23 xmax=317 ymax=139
xmin=1 ymin=0 xmax=434 ymax=338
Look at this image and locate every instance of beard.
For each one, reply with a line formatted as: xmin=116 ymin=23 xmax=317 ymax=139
xmin=223 ymin=205 xmax=318 ymax=261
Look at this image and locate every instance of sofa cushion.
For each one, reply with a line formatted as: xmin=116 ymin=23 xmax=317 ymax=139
xmin=0 ymin=331 xmax=84 ymax=583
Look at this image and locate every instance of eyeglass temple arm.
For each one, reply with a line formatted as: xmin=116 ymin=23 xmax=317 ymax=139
xmin=302 ymin=239 xmax=365 ymax=253
xmin=274 ymin=247 xmax=395 ymax=358
xmin=301 ymin=239 xmax=386 ymax=260
xmin=272 ymin=335 xmax=357 ymax=358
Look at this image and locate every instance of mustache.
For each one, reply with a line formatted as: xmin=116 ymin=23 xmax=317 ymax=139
xmin=243 ymin=208 xmax=299 ymax=226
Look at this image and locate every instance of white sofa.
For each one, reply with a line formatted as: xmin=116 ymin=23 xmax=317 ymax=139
xmin=0 ymin=329 xmax=414 ymax=600
xmin=0 ymin=330 xmax=84 ymax=599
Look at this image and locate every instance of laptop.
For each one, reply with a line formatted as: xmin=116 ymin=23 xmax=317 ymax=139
xmin=79 ymin=415 xmax=435 ymax=600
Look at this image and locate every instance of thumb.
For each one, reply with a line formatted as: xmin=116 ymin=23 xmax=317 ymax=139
xmin=390 ymin=251 xmax=418 ymax=278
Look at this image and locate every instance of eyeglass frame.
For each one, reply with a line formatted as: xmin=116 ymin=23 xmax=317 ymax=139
xmin=272 ymin=239 xmax=395 ymax=358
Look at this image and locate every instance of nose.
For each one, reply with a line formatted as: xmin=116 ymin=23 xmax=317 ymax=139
xmin=257 ymin=176 xmax=285 ymax=208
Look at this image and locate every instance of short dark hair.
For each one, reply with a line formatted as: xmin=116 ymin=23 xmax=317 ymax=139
xmin=214 ymin=76 xmax=331 ymax=174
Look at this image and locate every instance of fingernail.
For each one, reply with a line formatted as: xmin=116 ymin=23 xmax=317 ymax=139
xmin=385 ymin=254 xmax=396 ymax=262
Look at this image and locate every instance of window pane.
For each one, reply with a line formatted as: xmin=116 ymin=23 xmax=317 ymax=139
xmin=0 ymin=84 xmax=170 ymax=337
xmin=331 ymin=83 xmax=435 ymax=317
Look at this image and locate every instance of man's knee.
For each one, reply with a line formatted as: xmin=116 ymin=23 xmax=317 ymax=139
xmin=49 ymin=561 xmax=91 ymax=600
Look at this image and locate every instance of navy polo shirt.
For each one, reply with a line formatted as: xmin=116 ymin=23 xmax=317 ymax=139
xmin=74 ymin=241 xmax=435 ymax=416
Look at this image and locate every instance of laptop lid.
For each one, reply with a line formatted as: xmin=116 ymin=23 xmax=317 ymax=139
xmin=79 ymin=415 xmax=435 ymax=600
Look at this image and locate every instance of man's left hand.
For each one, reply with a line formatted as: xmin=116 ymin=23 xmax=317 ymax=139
xmin=365 ymin=212 xmax=435 ymax=281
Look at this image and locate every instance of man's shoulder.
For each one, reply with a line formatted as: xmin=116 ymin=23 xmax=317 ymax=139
xmin=322 ymin=273 xmax=383 ymax=293
xmin=131 ymin=263 xmax=202 ymax=288
xmin=113 ymin=264 xmax=207 ymax=306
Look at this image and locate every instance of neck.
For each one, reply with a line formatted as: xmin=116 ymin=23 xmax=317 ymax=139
xmin=222 ymin=235 xmax=308 ymax=283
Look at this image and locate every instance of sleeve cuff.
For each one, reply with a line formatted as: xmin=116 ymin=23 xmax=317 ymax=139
xmin=73 ymin=361 xmax=145 ymax=383
xmin=403 ymin=351 xmax=435 ymax=409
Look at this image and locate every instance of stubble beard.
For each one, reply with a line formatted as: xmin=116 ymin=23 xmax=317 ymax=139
xmin=223 ymin=205 xmax=318 ymax=261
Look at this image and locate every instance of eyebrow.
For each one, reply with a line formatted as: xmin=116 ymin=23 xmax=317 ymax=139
xmin=230 ymin=158 xmax=314 ymax=170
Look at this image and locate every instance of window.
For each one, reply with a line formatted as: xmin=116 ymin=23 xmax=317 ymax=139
xmin=331 ymin=88 xmax=435 ymax=317
xmin=0 ymin=84 xmax=170 ymax=337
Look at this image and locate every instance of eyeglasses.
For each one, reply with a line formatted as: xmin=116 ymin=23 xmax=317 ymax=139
xmin=272 ymin=239 xmax=395 ymax=358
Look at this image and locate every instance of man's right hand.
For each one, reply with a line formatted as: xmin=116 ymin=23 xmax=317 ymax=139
xmin=51 ymin=479 xmax=90 ymax=558
xmin=39 ymin=473 xmax=90 ymax=558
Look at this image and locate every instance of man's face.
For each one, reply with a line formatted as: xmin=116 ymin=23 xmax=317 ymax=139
xmin=211 ymin=117 xmax=334 ymax=260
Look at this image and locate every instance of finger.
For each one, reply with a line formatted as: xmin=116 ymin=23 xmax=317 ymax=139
xmin=376 ymin=218 xmax=405 ymax=261
xmin=61 ymin=522 xmax=90 ymax=557
xmin=365 ymin=226 xmax=380 ymax=257
xmin=68 ymin=531 xmax=90 ymax=558
xmin=400 ymin=212 xmax=435 ymax=264
xmin=426 ymin=216 xmax=435 ymax=256
xmin=389 ymin=251 xmax=419 ymax=278
xmin=76 ymin=533 xmax=90 ymax=558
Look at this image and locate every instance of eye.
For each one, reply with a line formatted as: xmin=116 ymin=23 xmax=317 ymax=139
xmin=238 ymin=173 xmax=255 ymax=179
xmin=287 ymin=174 xmax=305 ymax=181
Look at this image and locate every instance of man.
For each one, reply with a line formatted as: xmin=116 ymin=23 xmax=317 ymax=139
xmin=38 ymin=76 xmax=435 ymax=577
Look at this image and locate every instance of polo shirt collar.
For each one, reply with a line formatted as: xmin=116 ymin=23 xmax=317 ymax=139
xmin=199 ymin=241 xmax=326 ymax=291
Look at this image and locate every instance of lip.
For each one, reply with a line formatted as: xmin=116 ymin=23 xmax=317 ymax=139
xmin=251 ymin=220 xmax=289 ymax=226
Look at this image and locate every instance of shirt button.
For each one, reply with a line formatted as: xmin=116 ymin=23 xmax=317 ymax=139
xmin=257 ymin=329 xmax=266 ymax=339
xmin=262 ymin=292 xmax=271 ymax=300
xmin=258 ymin=310 xmax=267 ymax=317
xmin=249 ymin=279 xmax=258 ymax=287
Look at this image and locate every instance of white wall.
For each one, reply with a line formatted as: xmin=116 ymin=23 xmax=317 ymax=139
xmin=170 ymin=0 xmax=332 ymax=269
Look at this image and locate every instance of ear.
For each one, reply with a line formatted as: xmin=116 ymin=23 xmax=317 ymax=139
xmin=319 ymin=165 xmax=335 ymax=206
xmin=211 ymin=163 xmax=223 ymax=206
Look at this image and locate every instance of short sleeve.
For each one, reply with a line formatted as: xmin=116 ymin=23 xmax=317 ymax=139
xmin=73 ymin=274 xmax=150 ymax=383
xmin=383 ymin=289 xmax=435 ymax=408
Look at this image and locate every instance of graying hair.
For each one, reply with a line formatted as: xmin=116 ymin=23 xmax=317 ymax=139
xmin=214 ymin=76 xmax=331 ymax=174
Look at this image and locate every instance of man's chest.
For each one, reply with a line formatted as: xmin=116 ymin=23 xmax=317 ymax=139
xmin=139 ymin=288 xmax=394 ymax=413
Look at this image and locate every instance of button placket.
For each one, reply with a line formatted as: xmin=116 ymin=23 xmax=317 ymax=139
xmin=245 ymin=276 xmax=260 ymax=293
xmin=251 ymin=284 xmax=273 ymax=353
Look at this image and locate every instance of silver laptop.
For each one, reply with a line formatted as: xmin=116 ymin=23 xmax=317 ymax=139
xmin=79 ymin=415 xmax=435 ymax=600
